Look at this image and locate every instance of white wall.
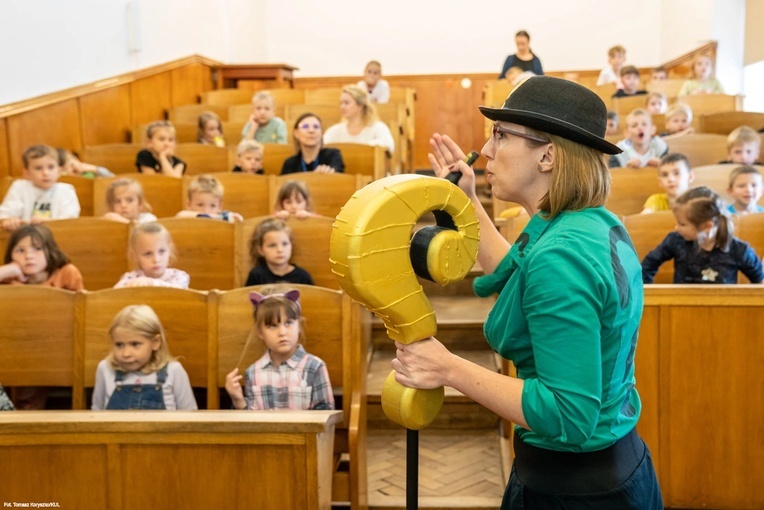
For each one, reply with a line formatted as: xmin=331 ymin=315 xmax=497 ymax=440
xmin=1 ymin=0 xmax=750 ymax=104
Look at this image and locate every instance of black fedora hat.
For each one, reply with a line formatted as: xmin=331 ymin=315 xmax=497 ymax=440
xmin=479 ymin=76 xmax=621 ymax=155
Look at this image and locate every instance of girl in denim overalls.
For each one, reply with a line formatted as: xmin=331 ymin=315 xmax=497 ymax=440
xmin=92 ymin=305 xmax=197 ymax=410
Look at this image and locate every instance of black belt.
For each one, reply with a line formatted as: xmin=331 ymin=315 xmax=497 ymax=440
xmin=513 ymin=428 xmax=644 ymax=495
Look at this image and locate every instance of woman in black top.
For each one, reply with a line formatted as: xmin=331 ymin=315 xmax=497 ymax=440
xmin=498 ymin=30 xmax=544 ymax=79
xmin=281 ymin=113 xmax=345 ymax=174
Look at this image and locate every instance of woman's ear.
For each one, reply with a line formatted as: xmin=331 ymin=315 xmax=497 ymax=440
xmin=538 ymin=144 xmax=555 ymax=173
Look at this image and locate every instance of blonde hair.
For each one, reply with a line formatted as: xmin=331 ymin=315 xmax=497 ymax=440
xmin=608 ymin=45 xmax=626 ymax=58
xmin=276 ymin=180 xmax=313 ymax=212
xmin=197 ymin=111 xmax=223 ymax=142
xmin=128 ymin=222 xmax=176 ymax=268
xmin=341 ymin=85 xmax=379 ymax=126
xmin=252 ymin=91 xmax=275 ymax=107
xmin=237 ymin=139 xmax=263 ymax=157
xmin=107 ymin=305 xmax=174 ymax=374
xmin=146 ymin=120 xmax=176 ymax=140
xmin=674 ymin=186 xmax=732 ymax=251
xmin=187 ymin=174 xmax=224 ymax=201
xmin=626 ymin=108 xmax=653 ymax=126
xmin=690 ymin=54 xmax=714 ymax=79
xmin=727 ymin=126 xmax=761 ymax=150
xmin=106 ymin=178 xmax=153 ymax=213
xmin=249 ymin=218 xmax=291 ymax=267
xmin=22 ymin=144 xmax=58 ymax=168
xmin=645 ymin=92 xmax=666 ymax=106
xmin=365 ymin=60 xmax=382 ymax=72
xmin=523 ymin=128 xmax=610 ymax=219
xmin=665 ymin=104 xmax=693 ymax=123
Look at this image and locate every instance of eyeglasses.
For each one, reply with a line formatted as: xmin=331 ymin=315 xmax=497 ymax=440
xmin=299 ymin=123 xmax=321 ymax=131
xmin=491 ymin=124 xmax=549 ymax=145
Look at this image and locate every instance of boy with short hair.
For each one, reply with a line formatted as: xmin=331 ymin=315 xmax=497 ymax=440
xmin=610 ymin=109 xmax=669 ymax=168
xmin=0 ymin=144 xmax=80 ymax=231
xmin=606 ymin=111 xmax=620 ymax=136
xmin=641 ymin=153 xmax=695 ymax=213
xmin=660 ymin=104 xmax=695 ymax=138
xmin=612 ymin=66 xmax=648 ymax=98
xmin=651 ymin=67 xmax=668 ymax=81
xmin=719 ymin=126 xmax=762 ymax=165
xmin=176 ymin=174 xmax=242 ymax=222
xmin=241 ymin=92 xmax=287 ymax=144
xmin=645 ymin=92 xmax=667 ymax=115
xmin=232 ymin=140 xmax=264 ymax=174
xmin=597 ymin=45 xmax=626 ymax=87
xmin=726 ymin=165 xmax=764 ymax=215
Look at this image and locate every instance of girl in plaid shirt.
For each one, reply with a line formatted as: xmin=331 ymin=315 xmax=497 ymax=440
xmin=225 ymin=289 xmax=335 ymax=410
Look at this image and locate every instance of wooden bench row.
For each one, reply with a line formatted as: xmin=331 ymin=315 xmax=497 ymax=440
xmin=2 ymin=171 xmax=370 ymax=218
xmin=0 ymin=215 xmax=339 ymax=291
xmin=0 ymin=283 xmax=370 ymax=509
xmin=78 ymin=142 xmax=388 ymax=179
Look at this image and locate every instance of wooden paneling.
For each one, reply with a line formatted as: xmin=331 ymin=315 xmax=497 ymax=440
xmin=79 ymin=85 xmax=132 ymax=146
xmin=6 ymin=99 xmax=82 ymax=176
xmin=634 ymin=304 xmax=660 ymax=476
xmin=0 ymin=118 xmax=9 ymax=178
xmin=130 ymin=73 xmax=172 ymax=126
xmin=0 ymin=411 xmax=341 ymax=510
xmin=171 ymin=62 xmax=213 ymax=107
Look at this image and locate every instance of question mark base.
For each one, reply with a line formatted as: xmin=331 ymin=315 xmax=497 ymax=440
xmin=382 ymin=370 xmax=445 ymax=430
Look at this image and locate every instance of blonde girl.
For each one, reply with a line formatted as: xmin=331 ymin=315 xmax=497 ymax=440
xmin=322 ymin=85 xmax=395 ymax=153
xmin=678 ymin=54 xmax=724 ymax=96
xmin=642 ymin=186 xmax=764 ymax=283
xmin=114 ymin=222 xmax=189 ymax=289
xmin=0 ymin=224 xmax=83 ymax=289
xmin=135 ymin=121 xmax=186 ymax=177
xmin=102 ymin=178 xmax=157 ymax=224
xmin=197 ymin=111 xmax=225 ymax=147
xmin=92 ymin=304 xmax=197 ymax=410
xmin=245 ymin=218 xmax=313 ymax=286
xmin=225 ymin=287 xmax=334 ymax=410
xmin=274 ymin=180 xmax=315 ymax=220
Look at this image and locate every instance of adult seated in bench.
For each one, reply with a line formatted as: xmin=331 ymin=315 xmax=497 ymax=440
xmin=281 ymin=113 xmax=345 ymax=175
xmin=323 ymin=86 xmax=395 ymax=155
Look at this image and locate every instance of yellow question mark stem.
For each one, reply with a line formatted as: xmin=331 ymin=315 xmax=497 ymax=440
xmin=330 ymin=174 xmax=479 ymax=429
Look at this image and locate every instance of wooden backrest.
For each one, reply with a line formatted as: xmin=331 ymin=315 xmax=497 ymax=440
xmin=273 ymin=173 xmax=371 ymax=218
xmin=133 ymin=123 xmax=197 ymax=144
xmin=58 ymin=175 xmax=94 ymax=216
xmin=376 ymin=102 xmax=407 ymax=171
xmin=238 ymin=215 xmax=337 ymax=289
xmin=168 ymin=104 xmax=229 ymax=124
xmin=182 ymin=172 xmax=272 ymax=219
xmin=304 ymin=87 xmax=344 ymax=106
xmin=175 ymin=144 xmax=229 ymax=175
xmin=388 ymin=87 xmax=416 ymax=140
xmin=158 ymin=217 xmax=236 ymax=290
xmin=483 ymin=81 xmax=513 ymax=108
xmin=665 ymin=133 xmax=728 ymax=167
xmin=737 ymin=213 xmax=764 ymax=261
xmin=590 ymin=83 xmax=617 ymax=110
xmin=645 ymin=79 xmax=685 ymax=98
xmin=676 ymin=94 xmax=743 ymax=117
xmin=261 ymin=143 xmax=298 ymax=175
xmin=612 ymin=94 xmax=650 ymax=115
xmin=93 ymin=173 xmax=183 ymax=218
xmin=285 ymin=104 xmax=341 ymax=131
xmin=622 ymin=211 xmax=676 ymax=283
xmin=607 ymin=168 xmax=662 ymax=217
xmin=326 ymin=143 xmax=387 ymax=180
xmin=81 ymin=144 xmax=144 ymax=175
xmin=78 ymin=287 xmax=215 ymax=408
xmin=0 ymin=286 xmax=78 ymax=387
xmin=47 ymin=218 xmax=130 ymax=290
xmin=221 ymin=121 xmax=245 ymax=144
xmin=201 ymin=89 xmax=254 ymax=107
xmin=699 ymin=111 xmax=764 ymax=135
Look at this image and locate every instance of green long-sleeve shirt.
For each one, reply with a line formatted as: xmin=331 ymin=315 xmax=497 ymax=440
xmin=475 ymin=207 xmax=643 ymax=452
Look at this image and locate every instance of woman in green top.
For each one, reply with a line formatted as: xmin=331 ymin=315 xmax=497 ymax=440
xmin=392 ymin=76 xmax=662 ymax=508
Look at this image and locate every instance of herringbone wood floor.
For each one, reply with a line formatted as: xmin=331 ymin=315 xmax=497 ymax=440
xmin=368 ymin=428 xmax=505 ymax=508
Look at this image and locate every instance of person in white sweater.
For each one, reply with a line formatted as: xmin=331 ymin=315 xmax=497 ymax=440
xmin=323 ymin=85 xmax=395 ymax=154
xmin=0 ymin=144 xmax=80 ymax=231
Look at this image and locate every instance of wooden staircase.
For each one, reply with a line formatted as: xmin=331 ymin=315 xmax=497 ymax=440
xmin=365 ymin=264 xmax=507 ymax=510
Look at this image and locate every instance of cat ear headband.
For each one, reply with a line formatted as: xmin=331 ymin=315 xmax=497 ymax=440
xmin=249 ymin=290 xmax=301 ymax=310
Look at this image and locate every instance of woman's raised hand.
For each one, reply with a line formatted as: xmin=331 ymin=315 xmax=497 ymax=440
xmin=428 ymin=133 xmax=477 ymax=199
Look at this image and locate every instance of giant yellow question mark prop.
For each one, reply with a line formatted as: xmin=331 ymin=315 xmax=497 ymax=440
xmin=330 ymin=174 xmax=479 ymax=429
